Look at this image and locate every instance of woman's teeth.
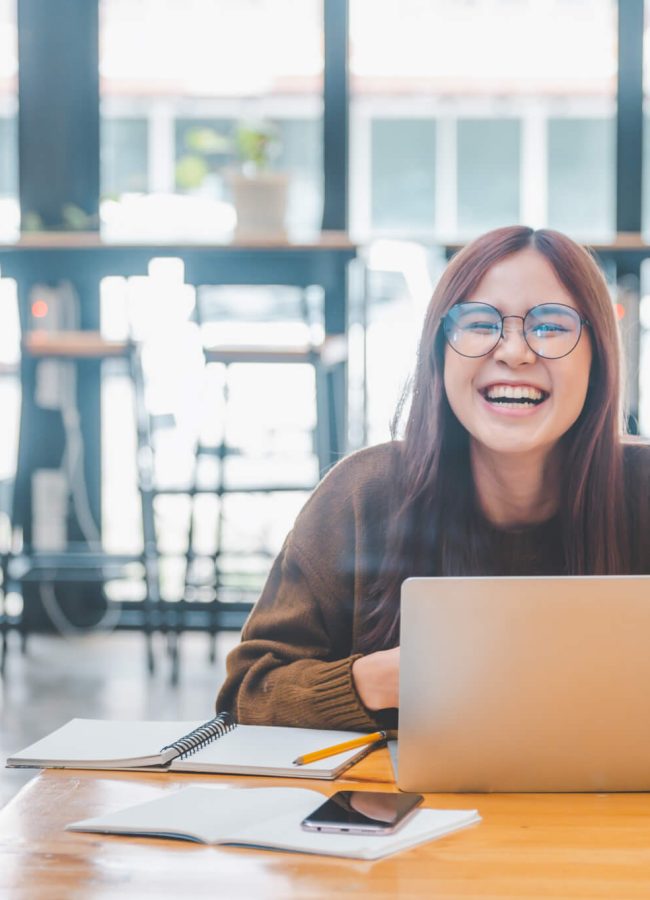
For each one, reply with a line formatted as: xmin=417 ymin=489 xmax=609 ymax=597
xmin=483 ymin=385 xmax=547 ymax=406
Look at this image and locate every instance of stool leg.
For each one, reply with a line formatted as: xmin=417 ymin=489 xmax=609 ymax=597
xmin=207 ymin=366 xmax=229 ymax=658
xmin=168 ymin=630 xmax=180 ymax=686
xmin=0 ymin=576 xmax=5 ymax=677
xmin=145 ymin=629 xmax=155 ymax=675
xmin=131 ymin=343 xmax=162 ymax=677
xmin=208 ymin=631 xmax=217 ymax=664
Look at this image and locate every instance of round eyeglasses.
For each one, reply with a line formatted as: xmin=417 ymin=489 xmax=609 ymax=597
xmin=442 ymin=301 xmax=590 ymax=360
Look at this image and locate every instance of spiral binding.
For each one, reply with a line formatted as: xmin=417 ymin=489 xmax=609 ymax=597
xmin=160 ymin=711 xmax=236 ymax=760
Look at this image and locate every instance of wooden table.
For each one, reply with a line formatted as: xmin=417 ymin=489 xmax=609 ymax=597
xmin=3 ymin=750 xmax=650 ymax=899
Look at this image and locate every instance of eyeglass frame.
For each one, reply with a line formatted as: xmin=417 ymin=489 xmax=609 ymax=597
xmin=441 ymin=301 xmax=591 ymax=360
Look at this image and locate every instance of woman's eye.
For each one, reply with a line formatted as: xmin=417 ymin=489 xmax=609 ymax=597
xmin=531 ymin=322 xmax=568 ymax=336
xmin=463 ymin=321 xmax=499 ymax=332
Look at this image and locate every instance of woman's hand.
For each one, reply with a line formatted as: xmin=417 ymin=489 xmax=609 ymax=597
xmin=351 ymin=647 xmax=400 ymax=711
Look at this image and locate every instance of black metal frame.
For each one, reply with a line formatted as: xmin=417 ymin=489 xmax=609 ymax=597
xmin=616 ymin=0 xmax=644 ymax=235
xmin=18 ymin=0 xmax=100 ymax=230
xmin=322 ymin=0 xmax=349 ymax=231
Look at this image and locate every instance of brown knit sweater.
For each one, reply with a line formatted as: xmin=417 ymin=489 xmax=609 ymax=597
xmin=216 ymin=440 xmax=650 ymax=732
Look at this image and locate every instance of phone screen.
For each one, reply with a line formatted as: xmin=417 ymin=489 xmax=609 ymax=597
xmin=301 ymin=790 xmax=423 ymax=834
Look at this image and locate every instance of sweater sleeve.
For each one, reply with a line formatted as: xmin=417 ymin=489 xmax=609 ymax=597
xmin=215 ymin=541 xmax=379 ymax=731
xmin=215 ymin=443 xmax=399 ymax=731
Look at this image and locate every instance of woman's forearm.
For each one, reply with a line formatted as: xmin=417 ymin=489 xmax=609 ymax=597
xmin=218 ymin=650 xmax=379 ymax=731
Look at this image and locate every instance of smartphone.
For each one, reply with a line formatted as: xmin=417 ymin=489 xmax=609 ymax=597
xmin=301 ymin=790 xmax=424 ymax=835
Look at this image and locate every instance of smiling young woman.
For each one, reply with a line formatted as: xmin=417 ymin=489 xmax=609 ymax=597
xmin=216 ymin=226 xmax=650 ymax=732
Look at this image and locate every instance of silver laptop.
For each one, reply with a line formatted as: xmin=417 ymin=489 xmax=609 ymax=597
xmin=398 ymin=575 xmax=650 ymax=792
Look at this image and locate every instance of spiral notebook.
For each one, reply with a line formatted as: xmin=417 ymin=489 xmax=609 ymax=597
xmin=6 ymin=713 xmax=378 ymax=780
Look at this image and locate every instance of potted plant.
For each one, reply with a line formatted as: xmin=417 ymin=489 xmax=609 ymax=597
xmin=229 ymin=120 xmax=289 ymax=240
xmin=175 ymin=120 xmax=289 ymax=240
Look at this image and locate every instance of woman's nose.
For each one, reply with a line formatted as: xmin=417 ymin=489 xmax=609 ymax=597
xmin=491 ymin=318 xmax=537 ymax=364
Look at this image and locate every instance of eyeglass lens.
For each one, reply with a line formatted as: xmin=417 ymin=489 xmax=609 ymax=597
xmin=444 ymin=302 xmax=584 ymax=359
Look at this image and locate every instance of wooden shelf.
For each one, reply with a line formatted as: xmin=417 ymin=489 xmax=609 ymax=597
xmin=22 ymin=331 xmax=129 ymax=358
xmin=444 ymin=232 xmax=650 ymax=256
xmin=2 ymin=230 xmax=356 ymax=252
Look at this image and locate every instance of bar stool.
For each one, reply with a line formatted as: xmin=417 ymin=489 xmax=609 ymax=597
xmin=129 ymin=283 xmax=340 ymax=683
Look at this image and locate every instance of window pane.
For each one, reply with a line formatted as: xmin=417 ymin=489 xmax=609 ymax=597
xmin=548 ymin=118 xmax=614 ymax=238
xmin=0 ymin=0 xmax=18 ymax=239
xmin=276 ymin=119 xmax=322 ymax=234
xmin=350 ymin=0 xmax=617 ymax=241
xmin=643 ymin=115 xmax=650 ymax=236
xmin=102 ymin=118 xmax=148 ymax=195
xmin=100 ymin=0 xmax=323 ymax=240
xmin=371 ymin=119 xmax=436 ymax=231
xmin=457 ymin=119 xmax=520 ymax=236
xmin=0 ymin=115 xmax=17 ymax=194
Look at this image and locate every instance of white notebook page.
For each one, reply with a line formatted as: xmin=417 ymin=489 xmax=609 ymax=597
xmin=68 ymin=786 xmax=481 ymax=859
xmin=9 ymin=719 xmax=203 ymax=765
xmin=174 ymin=725 xmax=369 ymax=773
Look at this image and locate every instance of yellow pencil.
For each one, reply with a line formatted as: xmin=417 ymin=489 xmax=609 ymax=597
xmin=292 ymin=730 xmax=388 ymax=766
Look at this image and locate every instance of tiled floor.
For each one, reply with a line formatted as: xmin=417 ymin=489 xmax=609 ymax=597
xmin=0 ymin=628 xmax=239 ymax=810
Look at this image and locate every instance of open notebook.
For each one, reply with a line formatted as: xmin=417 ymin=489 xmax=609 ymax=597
xmin=5 ymin=713 xmax=378 ymax=780
xmin=67 ymin=786 xmax=481 ymax=860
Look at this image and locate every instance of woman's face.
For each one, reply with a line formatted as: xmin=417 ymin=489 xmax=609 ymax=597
xmin=443 ymin=247 xmax=593 ymax=460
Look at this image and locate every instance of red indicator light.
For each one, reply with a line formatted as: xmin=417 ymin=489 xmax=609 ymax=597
xmin=32 ymin=299 xmax=49 ymax=319
xmin=614 ymin=303 xmax=626 ymax=321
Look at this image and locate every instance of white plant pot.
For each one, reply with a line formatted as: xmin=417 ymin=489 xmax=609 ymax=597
xmin=230 ymin=171 xmax=289 ymax=240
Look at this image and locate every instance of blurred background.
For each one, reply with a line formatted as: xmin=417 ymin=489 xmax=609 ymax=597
xmin=1 ymin=0 xmax=649 ymax=805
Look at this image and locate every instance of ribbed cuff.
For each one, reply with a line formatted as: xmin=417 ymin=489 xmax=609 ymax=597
xmin=308 ymin=655 xmax=380 ymax=732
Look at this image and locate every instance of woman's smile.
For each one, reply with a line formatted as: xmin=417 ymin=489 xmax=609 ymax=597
xmin=477 ymin=381 xmax=550 ymax=415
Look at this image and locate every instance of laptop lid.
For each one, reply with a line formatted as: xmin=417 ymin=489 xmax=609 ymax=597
xmin=398 ymin=575 xmax=650 ymax=792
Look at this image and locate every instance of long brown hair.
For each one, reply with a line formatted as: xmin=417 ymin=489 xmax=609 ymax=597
xmin=359 ymin=225 xmax=629 ymax=652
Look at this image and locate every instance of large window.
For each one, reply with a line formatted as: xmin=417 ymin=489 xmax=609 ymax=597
xmin=350 ymin=0 xmax=617 ymax=242
xmin=99 ymin=0 xmax=323 ymax=240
